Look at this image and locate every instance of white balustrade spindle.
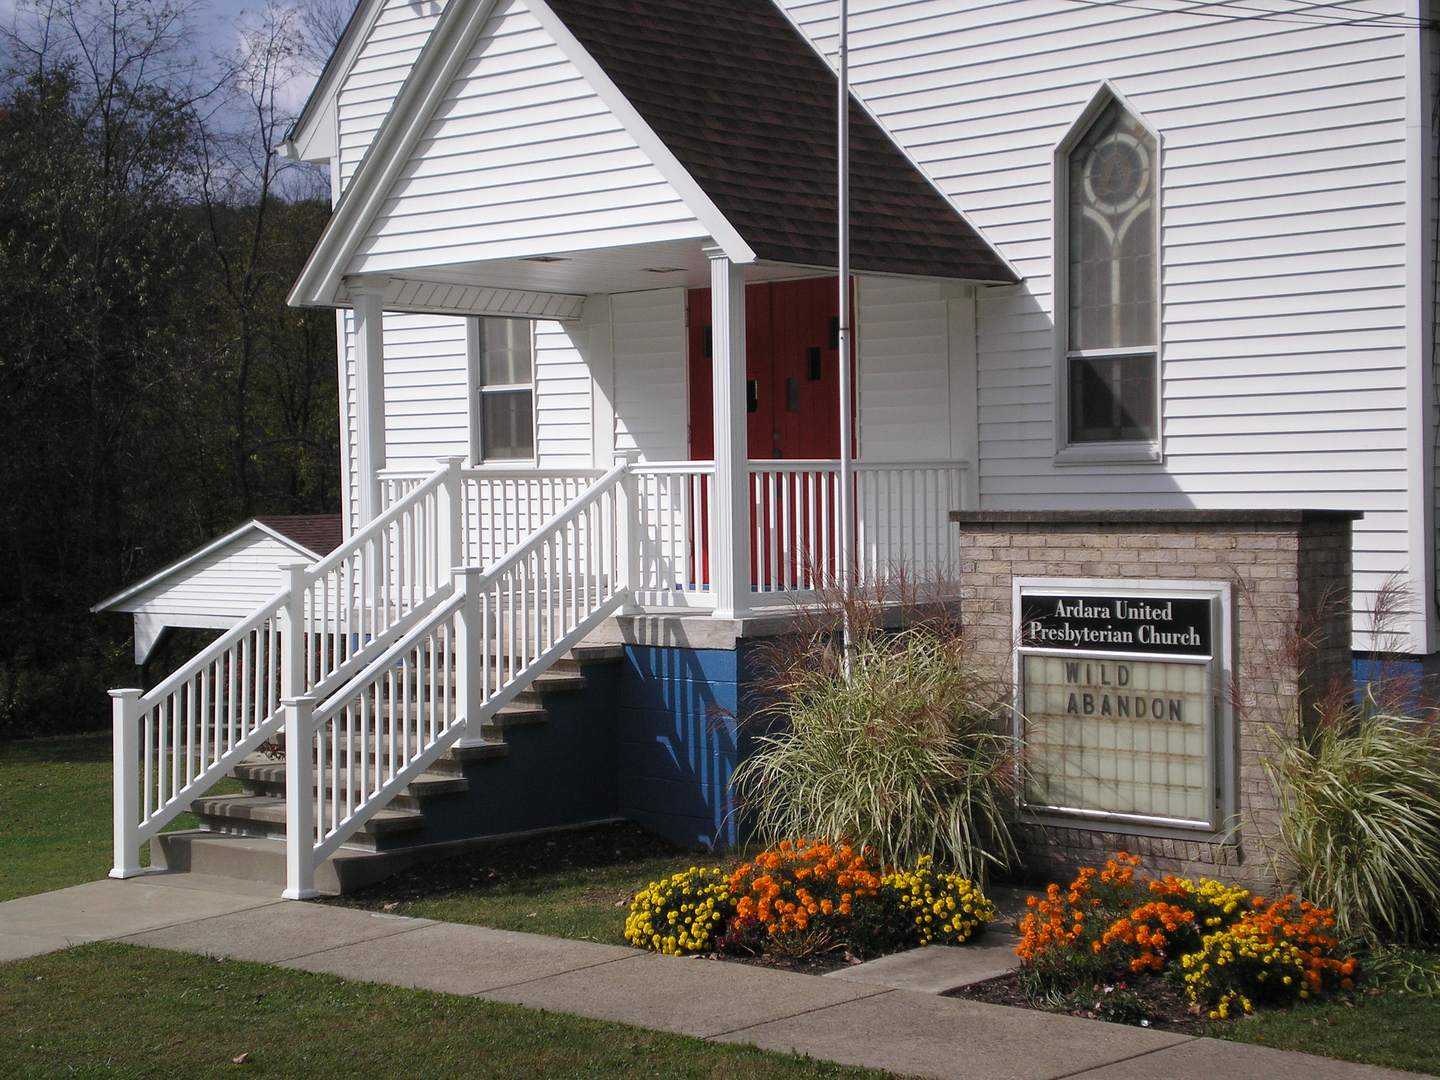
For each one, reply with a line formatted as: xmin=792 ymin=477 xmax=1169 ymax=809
xmin=631 ymin=462 xmax=715 ymax=603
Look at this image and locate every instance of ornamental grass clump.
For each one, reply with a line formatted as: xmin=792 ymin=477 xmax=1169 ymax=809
xmin=623 ymin=866 xmax=729 ymax=956
xmin=1263 ymin=700 xmax=1440 ymax=944
xmin=733 ymin=621 xmax=1016 ymax=882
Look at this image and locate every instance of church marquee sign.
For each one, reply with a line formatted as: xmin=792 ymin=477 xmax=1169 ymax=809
xmin=1013 ymin=578 xmax=1234 ymax=834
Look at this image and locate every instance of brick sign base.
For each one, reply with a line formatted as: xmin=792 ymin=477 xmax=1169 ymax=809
xmin=950 ymin=509 xmax=1358 ymax=891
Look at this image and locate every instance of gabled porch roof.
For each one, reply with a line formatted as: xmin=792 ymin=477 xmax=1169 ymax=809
xmin=542 ymin=0 xmax=1016 ymax=283
xmin=289 ymin=0 xmax=1018 ymax=313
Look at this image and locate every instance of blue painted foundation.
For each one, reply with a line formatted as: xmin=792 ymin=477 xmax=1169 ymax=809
xmin=384 ymin=658 xmax=622 ymax=849
xmin=616 ymin=643 xmax=758 ymax=850
xmin=1353 ymin=653 xmax=1428 ymax=712
xmin=398 ymin=643 xmax=767 ymax=853
xmin=410 ymin=650 xmax=1440 ymax=857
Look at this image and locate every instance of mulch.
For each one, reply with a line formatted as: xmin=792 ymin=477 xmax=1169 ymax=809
xmin=949 ymin=971 xmax=1215 ymax=1036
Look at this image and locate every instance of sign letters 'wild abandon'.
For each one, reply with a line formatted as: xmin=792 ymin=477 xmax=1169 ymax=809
xmin=1015 ymin=583 xmax=1225 ymax=830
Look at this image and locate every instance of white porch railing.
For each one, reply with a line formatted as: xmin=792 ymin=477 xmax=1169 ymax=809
xmin=771 ymin=459 xmax=966 ymax=589
xmin=283 ymin=461 xmax=631 ymax=896
xmin=629 ymin=459 xmax=968 ymax=606
xmin=381 ymin=465 xmax=604 ymax=570
xmin=631 ymin=461 xmax=716 ymax=606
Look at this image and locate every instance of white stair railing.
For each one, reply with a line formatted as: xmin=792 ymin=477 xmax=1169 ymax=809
xmin=110 ymin=603 xmax=286 ymax=877
xmin=293 ymin=462 xmax=459 ymax=699
xmin=109 ymin=459 xmax=464 ymax=879
xmin=282 ymin=460 xmax=633 ymax=898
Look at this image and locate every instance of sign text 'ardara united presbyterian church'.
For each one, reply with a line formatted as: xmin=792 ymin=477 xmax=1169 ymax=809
xmin=1014 ymin=581 xmax=1229 ymax=832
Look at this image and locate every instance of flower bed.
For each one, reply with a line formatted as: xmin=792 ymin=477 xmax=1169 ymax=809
xmin=1013 ymin=852 xmax=1358 ymax=1023
xmin=625 ymin=838 xmax=994 ymax=962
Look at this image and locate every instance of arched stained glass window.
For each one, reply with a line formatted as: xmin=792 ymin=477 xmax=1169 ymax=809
xmin=1065 ymin=97 xmax=1159 ymax=445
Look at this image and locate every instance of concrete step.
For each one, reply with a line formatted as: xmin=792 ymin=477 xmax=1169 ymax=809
xmin=568 ymin=643 xmax=626 ymax=665
xmin=233 ymin=760 xmax=467 ymax=812
xmin=152 ymin=831 xmax=410 ymax=895
xmin=424 ymin=739 xmax=508 ymax=777
xmin=191 ymin=794 xmax=425 ymax=849
xmin=153 ymin=816 xmax=628 ymax=895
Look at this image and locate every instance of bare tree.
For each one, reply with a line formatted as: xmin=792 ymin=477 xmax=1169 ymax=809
xmin=297 ymin=0 xmax=358 ymax=71
xmin=194 ymin=1 xmax=330 ymax=515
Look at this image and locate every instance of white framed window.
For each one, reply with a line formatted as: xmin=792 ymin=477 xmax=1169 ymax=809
xmin=1054 ymin=87 xmax=1162 ymax=463
xmin=471 ymin=316 xmax=535 ymax=462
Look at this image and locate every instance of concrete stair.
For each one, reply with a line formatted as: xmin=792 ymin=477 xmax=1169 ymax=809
xmin=155 ymin=644 xmax=625 ymax=893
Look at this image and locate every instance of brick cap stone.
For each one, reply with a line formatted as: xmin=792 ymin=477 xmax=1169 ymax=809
xmin=949 ymin=509 xmax=1364 ymax=526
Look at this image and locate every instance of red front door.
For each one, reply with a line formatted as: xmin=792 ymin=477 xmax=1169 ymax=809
xmin=687 ymin=278 xmax=854 ymax=589
xmin=687 ymin=277 xmax=847 ymax=461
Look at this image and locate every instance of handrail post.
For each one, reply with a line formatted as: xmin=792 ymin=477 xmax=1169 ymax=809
xmin=281 ymin=564 xmax=308 ymax=701
xmin=613 ymin=450 xmax=641 ymax=613
xmin=109 ymin=688 xmax=145 ymax=879
xmin=453 ymin=566 xmax=486 ymax=747
xmin=282 ymin=694 xmax=319 ymax=899
xmin=279 ymin=566 xmax=317 ymax=899
xmin=437 ymin=456 xmax=465 ymax=579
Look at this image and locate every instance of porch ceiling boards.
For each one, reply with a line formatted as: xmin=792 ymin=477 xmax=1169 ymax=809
xmin=542 ymin=0 xmax=1018 ymax=285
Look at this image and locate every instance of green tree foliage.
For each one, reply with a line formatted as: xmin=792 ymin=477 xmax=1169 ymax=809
xmin=0 ymin=0 xmax=338 ymax=739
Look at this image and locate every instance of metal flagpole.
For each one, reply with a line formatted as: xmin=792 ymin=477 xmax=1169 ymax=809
xmin=837 ymin=0 xmax=855 ymax=671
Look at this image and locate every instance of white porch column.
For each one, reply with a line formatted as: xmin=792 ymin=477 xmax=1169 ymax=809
xmin=349 ymin=275 xmax=389 ymax=525
xmin=706 ymin=246 xmax=752 ymax=620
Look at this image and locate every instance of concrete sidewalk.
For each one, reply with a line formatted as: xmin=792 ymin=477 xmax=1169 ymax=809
xmin=0 ymin=873 xmax=1430 ymax=1080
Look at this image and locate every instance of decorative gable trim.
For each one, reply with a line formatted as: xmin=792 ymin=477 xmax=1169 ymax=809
xmin=524 ymin=0 xmax=756 ymax=265
xmin=290 ymin=0 xmax=503 ymax=308
xmin=280 ymin=0 xmax=389 ymax=164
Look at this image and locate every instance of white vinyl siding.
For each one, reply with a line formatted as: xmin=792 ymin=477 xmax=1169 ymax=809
xmin=342 ymin=312 xmax=595 ymax=525
xmin=351 ymin=0 xmax=708 ymax=275
xmin=856 ymin=276 xmax=954 ymax=462
xmin=782 ymin=0 xmax=1416 ymax=645
xmin=534 ymin=320 xmax=595 ymax=468
xmin=612 ymin=289 xmax=688 ymax=462
xmin=385 ymin=313 xmax=472 ymax=473
xmin=119 ymin=534 xmax=307 ymax=621
xmin=337 ymin=0 xmax=451 ymax=189
xmin=341 ymin=310 xmax=470 ymax=534
xmin=341 ymin=309 xmax=358 ymax=535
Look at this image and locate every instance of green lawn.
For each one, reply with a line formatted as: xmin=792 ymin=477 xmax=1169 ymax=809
xmin=7 ymin=733 xmax=1440 ymax=1079
xmin=396 ymin=853 xmax=746 ymax=944
xmin=0 ymin=944 xmax=890 ymax=1080
xmin=0 ymin=733 xmax=114 ymax=900
xmin=1213 ymin=973 xmax=1440 ymax=1077
xmin=0 ymin=732 xmax=237 ymax=902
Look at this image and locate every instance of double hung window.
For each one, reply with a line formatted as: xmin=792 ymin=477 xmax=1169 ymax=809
xmin=475 ymin=317 xmax=534 ymax=462
xmin=1062 ymin=95 xmax=1160 ymax=451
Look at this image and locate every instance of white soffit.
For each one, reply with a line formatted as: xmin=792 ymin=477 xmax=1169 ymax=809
xmin=374 ymin=278 xmax=587 ymax=319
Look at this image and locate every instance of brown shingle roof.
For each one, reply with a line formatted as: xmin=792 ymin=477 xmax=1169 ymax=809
xmin=543 ymin=0 xmax=1016 ymax=283
xmin=256 ymin=515 xmax=345 ymax=557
